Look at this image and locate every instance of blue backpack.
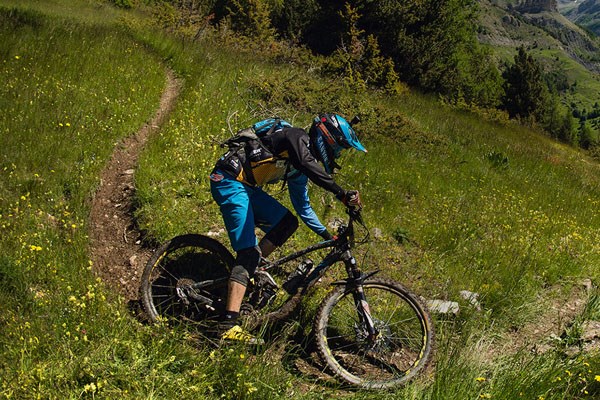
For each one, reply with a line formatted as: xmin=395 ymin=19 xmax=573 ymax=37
xmin=220 ymin=117 xmax=291 ymax=150
xmin=252 ymin=118 xmax=292 ymax=137
xmin=217 ymin=118 xmax=293 ymax=186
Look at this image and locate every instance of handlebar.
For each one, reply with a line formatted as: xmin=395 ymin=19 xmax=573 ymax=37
xmin=336 ymin=208 xmax=368 ymax=247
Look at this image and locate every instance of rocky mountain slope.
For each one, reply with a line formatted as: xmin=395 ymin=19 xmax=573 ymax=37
xmin=480 ymin=0 xmax=599 ymax=72
xmin=561 ymin=0 xmax=600 ymax=36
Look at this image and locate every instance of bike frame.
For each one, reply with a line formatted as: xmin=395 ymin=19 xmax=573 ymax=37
xmin=260 ymin=216 xmax=375 ymax=296
xmin=189 ymin=212 xmax=378 ymax=334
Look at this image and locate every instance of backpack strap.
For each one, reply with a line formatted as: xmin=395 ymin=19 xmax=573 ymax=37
xmin=265 ymin=118 xmax=280 ymax=137
xmin=279 ymin=161 xmax=293 ymax=191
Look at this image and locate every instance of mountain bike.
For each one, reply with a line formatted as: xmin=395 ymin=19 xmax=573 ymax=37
xmin=140 ymin=210 xmax=434 ymax=389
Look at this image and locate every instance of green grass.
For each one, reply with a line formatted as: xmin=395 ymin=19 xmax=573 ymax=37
xmin=1 ymin=1 xmax=600 ymax=399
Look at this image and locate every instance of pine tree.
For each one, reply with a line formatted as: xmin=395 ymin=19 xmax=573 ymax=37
xmin=580 ymin=120 xmax=598 ymax=149
xmin=502 ymin=46 xmax=551 ymax=122
xmin=356 ymin=0 xmax=501 ymax=105
xmin=227 ymin=0 xmax=276 ymax=42
xmin=330 ymin=3 xmax=400 ymax=91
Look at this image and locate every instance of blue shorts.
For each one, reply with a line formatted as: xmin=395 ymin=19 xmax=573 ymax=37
xmin=210 ymin=170 xmax=289 ymax=252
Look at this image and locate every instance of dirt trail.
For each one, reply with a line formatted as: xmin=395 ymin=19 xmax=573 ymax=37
xmin=89 ymin=69 xmax=181 ymax=301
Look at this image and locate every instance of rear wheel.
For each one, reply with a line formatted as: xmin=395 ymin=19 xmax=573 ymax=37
xmin=314 ymin=279 xmax=434 ymax=389
xmin=140 ymin=234 xmax=234 ymax=325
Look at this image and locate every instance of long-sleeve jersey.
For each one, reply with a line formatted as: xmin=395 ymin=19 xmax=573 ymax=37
xmin=216 ymin=127 xmax=345 ymax=197
xmin=214 ymin=127 xmax=344 ymax=237
xmin=287 ymin=170 xmax=327 ymax=236
xmin=263 ymin=127 xmax=345 ymax=197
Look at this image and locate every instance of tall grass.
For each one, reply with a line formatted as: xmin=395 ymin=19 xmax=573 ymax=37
xmin=0 ymin=4 xmax=213 ymax=399
xmin=132 ymin=15 xmax=600 ymax=399
xmin=1 ymin=1 xmax=599 ymax=399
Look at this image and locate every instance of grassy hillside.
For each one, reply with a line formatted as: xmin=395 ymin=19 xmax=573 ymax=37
xmin=1 ymin=1 xmax=600 ymax=399
xmin=562 ymin=0 xmax=600 ymax=36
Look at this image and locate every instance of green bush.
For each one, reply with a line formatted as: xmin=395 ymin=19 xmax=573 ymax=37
xmin=109 ymin=0 xmax=134 ymax=9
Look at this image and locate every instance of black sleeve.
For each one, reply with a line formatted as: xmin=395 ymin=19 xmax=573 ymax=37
xmin=282 ymin=128 xmax=345 ymax=198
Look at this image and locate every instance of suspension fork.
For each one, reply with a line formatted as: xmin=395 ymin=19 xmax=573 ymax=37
xmin=342 ymin=251 xmax=379 ymax=339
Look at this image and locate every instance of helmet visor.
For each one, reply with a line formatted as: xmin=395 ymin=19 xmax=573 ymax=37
xmin=335 ymin=115 xmax=367 ymax=152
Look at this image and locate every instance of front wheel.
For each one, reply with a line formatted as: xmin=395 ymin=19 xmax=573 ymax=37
xmin=140 ymin=234 xmax=234 ymax=324
xmin=314 ymin=279 xmax=434 ymax=389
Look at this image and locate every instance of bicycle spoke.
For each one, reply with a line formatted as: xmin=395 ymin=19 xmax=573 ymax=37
xmin=155 ymin=262 xmax=181 ymax=282
xmin=151 ymin=293 xmax=176 ymax=299
xmin=153 ymin=294 xmax=180 ymax=309
xmin=325 ymin=332 xmax=356 ymax=341
xmin=315 ymin=280 xmax=433 ymax=389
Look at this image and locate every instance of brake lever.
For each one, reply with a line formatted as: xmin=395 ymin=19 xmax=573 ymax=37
xmin=346 ymin=208 xmax=369 ymax=245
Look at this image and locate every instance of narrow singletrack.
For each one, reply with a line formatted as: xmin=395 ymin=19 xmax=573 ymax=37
xmin=89 ymin=69 xmax=181 ymax=300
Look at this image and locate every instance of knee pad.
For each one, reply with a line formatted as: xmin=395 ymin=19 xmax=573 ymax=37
xmin=230 ymin=265 xmax=250 ymax=287
xmin=229 ymin=246 xmax=261 ymax=287
xmin=263 ymin=211 xmax=298 ymax=247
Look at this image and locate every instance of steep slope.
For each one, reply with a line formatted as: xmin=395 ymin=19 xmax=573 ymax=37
xmin=480 ymin=0 xmax=600 ymax=71
xmin=562 ymin=0 xmax=600 ymax=36
xmin=479 ymin=0 xmax=600 ymax=124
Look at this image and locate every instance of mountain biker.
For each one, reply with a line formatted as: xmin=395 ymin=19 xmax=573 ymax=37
xmin=209 ymin=113 xmax=366 ymax=343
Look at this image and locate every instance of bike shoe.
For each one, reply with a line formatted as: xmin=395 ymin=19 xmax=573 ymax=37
xmin=220 ymin=325 xmax=264 ymax=345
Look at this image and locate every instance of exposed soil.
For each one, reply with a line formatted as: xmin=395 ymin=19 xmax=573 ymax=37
xmin=489 ymin=281 xmax=595 ymax=358
xmin=89 ymin=69 xmax=181 ymax=301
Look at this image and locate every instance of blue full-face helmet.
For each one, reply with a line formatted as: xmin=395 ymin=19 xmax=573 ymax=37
xmin=309 ymin=114 xmax=367 ymax=173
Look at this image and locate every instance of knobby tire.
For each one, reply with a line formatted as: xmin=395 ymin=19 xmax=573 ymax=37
xmin=313 ymin=279 xmax=434 ymax=389
xmin=140 ymin=234 xmax=234 ymax=324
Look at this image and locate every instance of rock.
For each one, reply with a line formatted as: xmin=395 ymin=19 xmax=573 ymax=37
xmin=372 ymin=228 xmax=383 ymax=239
xmin=427 ymin=299 xmax=460 ymax=315
xmin=581 ymin=278 xmax=593 ymax=292
xmin=460 ymin=290 xmax=482 ymax=311
xmin=123 ymin=169 xmax=135 ymax=175
xmin=583 ymin=340 xmax=600 ymax=354
xmin=129 ymin=255 xmax=137 ymax=267
xmin=581 ymin=320 xmax=600 ymax=341
xmin=206 ymin=228 xmax=225 ymax=237
xmin=517 ymin=0 xmax=558 ymax=14
xmin=327 ymin=219 xmax=344 ymax=231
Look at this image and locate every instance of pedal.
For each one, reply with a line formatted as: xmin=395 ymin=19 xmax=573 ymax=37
xmin=254 ymin=270 xmax=278 ymax=288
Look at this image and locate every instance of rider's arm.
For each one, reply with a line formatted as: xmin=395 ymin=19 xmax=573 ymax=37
xmin=287 ymin=171 xmax=331 ymax=240
xmin=282 ymin=128 xmax=345 ymax=198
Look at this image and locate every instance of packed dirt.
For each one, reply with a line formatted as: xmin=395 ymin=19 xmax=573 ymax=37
xmin=89 ymin=69 xmax=181 ymax=301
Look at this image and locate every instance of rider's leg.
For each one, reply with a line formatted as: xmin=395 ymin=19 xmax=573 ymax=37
xmin=210 ymin=177 xmax=292 ymax=341
xmin=210 ymin=174 xmax=258 ymax=324
xmin=258 ymin=210 xmax=298 ymax=257
xmin=226 ymin=280 xmax=247 ymax=313
xmin=226 ymin=245 xmax=261 ymax=314
xmin=221 ymin=245 xmax=262 ymax=344
xmin=251 ymin=186 xmax=298 ymax=258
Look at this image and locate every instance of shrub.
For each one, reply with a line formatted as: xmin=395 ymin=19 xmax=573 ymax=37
xmin=109 ymin=0 xmax=134 ymax=9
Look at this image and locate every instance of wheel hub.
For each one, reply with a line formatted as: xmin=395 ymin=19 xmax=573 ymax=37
xmin=355 ymin=319 xmax=392 ymax=352
xmin=176 ymin=278 xmax=196 ymax=305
